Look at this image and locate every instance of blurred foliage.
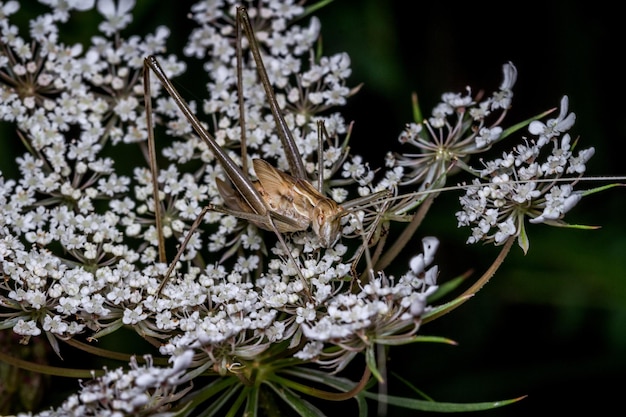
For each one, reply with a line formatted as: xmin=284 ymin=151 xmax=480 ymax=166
xmin=1 ymin=0 xmax=624 ymax=415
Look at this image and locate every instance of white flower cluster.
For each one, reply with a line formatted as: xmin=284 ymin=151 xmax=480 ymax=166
xmin=456 ymin=96 xmax=594 ymax=248
xmin=390 ymin=62 xmax=518 ymax=188
xmin=0 ymin=0 xmax=186 ymax=353
xmin=155 ymin=237 xmax=439 ymax=374
xmin=297 ymin=237 xmax=439 ymax=367
xmin=22 ymin=351 xmax=194 ymax=417
xmin=0 ymin=1 xmax=438 ymax=410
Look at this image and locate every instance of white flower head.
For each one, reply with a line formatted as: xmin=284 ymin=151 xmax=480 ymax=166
xmin=528 ymin=95 xmax=576 ymax=146
xmin=97 ymin=0 xmax=135 ymax=35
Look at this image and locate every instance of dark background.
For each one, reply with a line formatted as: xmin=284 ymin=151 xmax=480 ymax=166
xmin=2 ymin=1 xmax=625 ymax=415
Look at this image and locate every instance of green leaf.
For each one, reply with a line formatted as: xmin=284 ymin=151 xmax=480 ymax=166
xmin=422 ymin=294 xmax=472 ymax=323
xmin=411 ymin=92 xmax=424 ymax=124
xmin=225 ymin=386 xmax=251 ymax=417
xmin=579 ymin=182 xmax=625 ymax=197
xmin=182 ymin=377 xmax=239 ymax=417
xmin=201 ymin=385 xmax=240 ymax=417
xmin=373 ymin=334 xmax=457 ymax=346
xmin=541 ymin=220 xmax=601 ymax=230
xmin=0 ymin=315 xmax=26 ymax=330
xmin=409 ymin=335 xmax=457 ymax=345
xmin=426 ymin=272 xmax=471 ymax=303
xmin=355 ymin=392 xmax=369 ymax=417
xmin=276 ymin=367 xmax=372 ymax=415
xmin=244 ymin=385 xmax=259 ymax=417
xmin=0 ymin=347 xmax=102 ymax=378
xmin=517 ymin=218 xmax=530 ymax=254
xmin=177 ymin=360 xmax=214 ymax=384
xmin=44 ymin=330 xmax=62 ymax=359
xmin=361 ymin=391 xmax=527 ymax=412
xmin=302 ymin=0 xmax=334 ymax=18
xmin=391 ymin=372 xmax=435 ymax=402
xmin=266 ymin=381 xmax=327 ymax=417
xmin=89 ymin=318 xmax=124 ymax=339
xmin=282 ymin=366 xmax=361 ymax=391
xmin=365 ymin=346 xmax=384 ymax=383
xmin=499 ymin=108 xmax=555 ymax=140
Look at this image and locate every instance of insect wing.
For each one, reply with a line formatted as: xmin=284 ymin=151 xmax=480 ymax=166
xmin=252 ymin=159 xmax=311 ymax=231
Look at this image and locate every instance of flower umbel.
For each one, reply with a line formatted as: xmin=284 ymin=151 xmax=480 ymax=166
xmin=390 ymin=62 xmax=518 ymax=189
xmin=0 ymin=0 xmax=612 ymax=416
xmin=456 ymin=96 xmax=594 ymax=252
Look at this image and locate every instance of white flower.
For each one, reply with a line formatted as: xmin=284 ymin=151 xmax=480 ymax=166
xmin=529 ymin=95 xmax=576 ymax=146
xmin=97 ymin=0 xmax=135 ymax=35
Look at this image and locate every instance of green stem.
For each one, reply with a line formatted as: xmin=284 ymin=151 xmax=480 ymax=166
xmin=423 ymin=235 xmax=515 ymax=324
xmin=62 ymin=338 xmax=169 ymax=366
xmin=271 ymin=365 xmax=371 ymax=401
xmin=0 ymin=347 xmax=101 ymax=378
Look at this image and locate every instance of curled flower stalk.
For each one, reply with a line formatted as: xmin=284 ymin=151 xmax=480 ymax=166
xmin=0 ymin=1 xmax=618 ymax=416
